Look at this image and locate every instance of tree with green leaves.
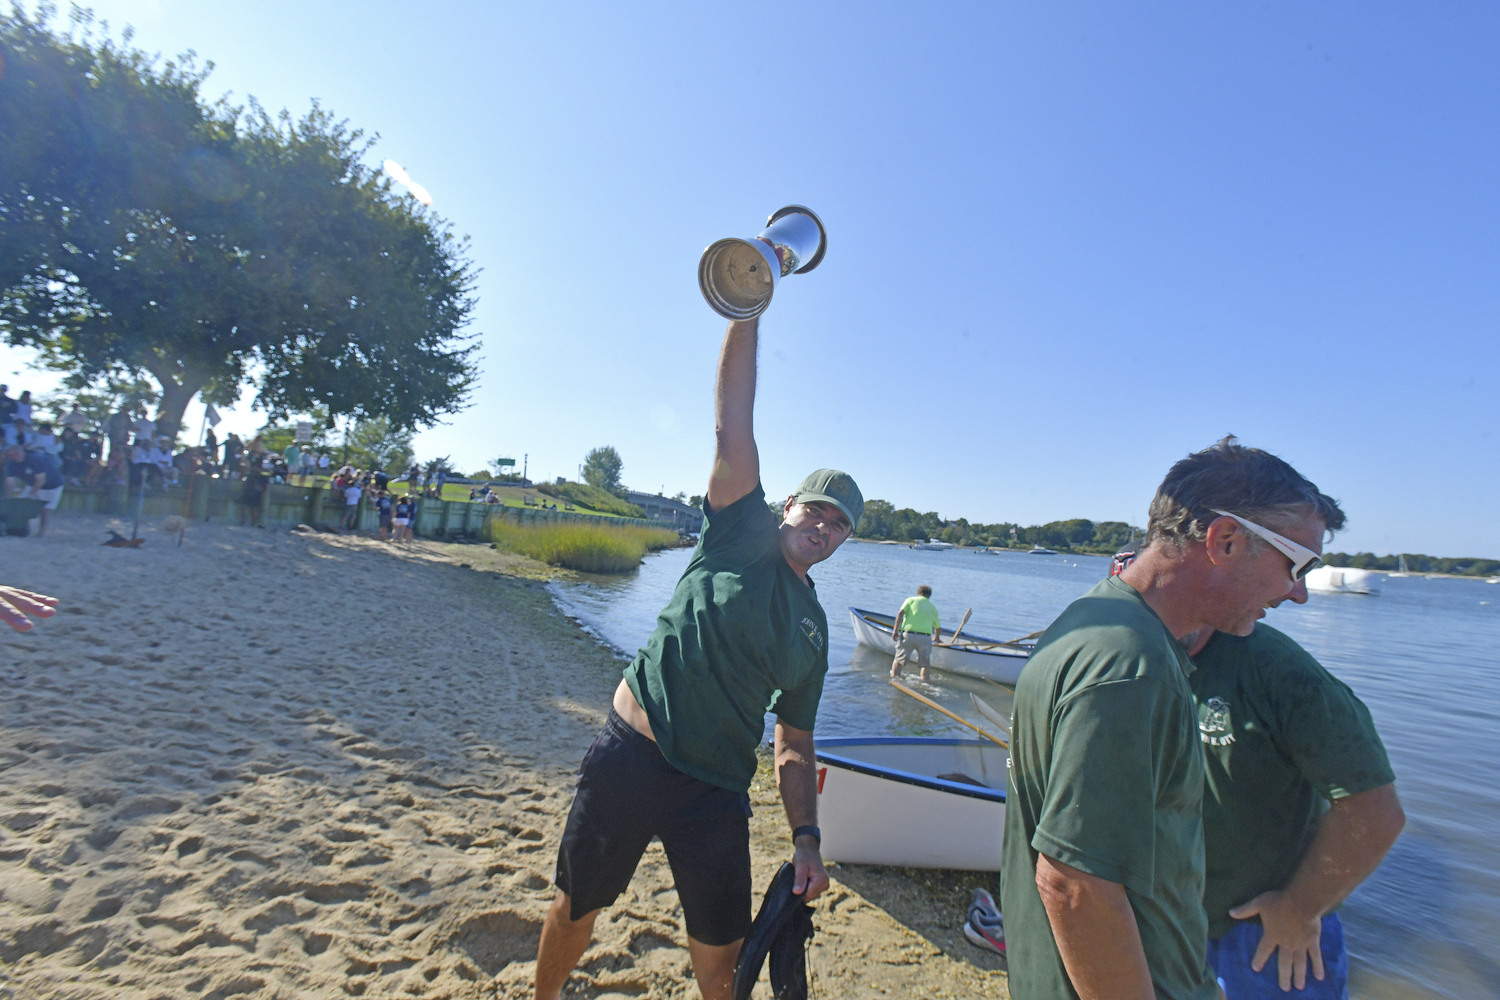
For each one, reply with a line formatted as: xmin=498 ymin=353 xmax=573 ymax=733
xmin=0 ymin=6 xmax=478 ymax=437
xmin=582 ymin=445 xmax=624 ymax=495
xmin=341 ymin=416 xmax=415 ymax=472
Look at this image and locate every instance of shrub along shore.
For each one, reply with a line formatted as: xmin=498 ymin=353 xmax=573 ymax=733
xmin=488 ymin=518 xmax=680 ymax=573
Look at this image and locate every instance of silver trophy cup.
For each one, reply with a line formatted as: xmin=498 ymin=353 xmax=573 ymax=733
xmin=698 ymin=205 xmax=827 ymax=319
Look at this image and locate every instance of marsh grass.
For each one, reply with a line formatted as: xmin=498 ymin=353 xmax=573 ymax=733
xmin=489 ymin=518 xmax=679 ymax=573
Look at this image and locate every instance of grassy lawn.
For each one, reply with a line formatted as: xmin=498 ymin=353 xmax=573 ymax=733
xmin=446 ymin=483 xmax=625 ymax=517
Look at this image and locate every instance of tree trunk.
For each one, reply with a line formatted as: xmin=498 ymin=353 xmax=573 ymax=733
xmin=153 ymin=376 xmax=206 ymax=443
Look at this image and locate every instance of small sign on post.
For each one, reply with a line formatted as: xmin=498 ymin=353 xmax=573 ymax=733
xmin=295 ymin=421 xmax=313 ymax=443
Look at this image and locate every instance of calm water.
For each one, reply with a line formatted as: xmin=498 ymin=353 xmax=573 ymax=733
xmin=550 ymin=541 xmax=1500 ymax=1000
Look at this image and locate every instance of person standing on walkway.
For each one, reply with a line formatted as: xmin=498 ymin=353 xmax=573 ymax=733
xmin=1002 ymin=437 xmax=1344 ymax=1000
xmin=533 ymin=315 xmax=862 ymax=1000
xmin=342 ymin=478 xmax=363 ymax=532
xmin=0 ymin=385 xmax=17 ymax=446
xmin=284 ymin=441 xmax=303 ymax=483
xmin=222 ymin=433 xmax=243 ymax=478
xmin=104 ymin=406 xmax=133 ymax=466
xmin=58 ymin=403 xmax=90 ymax=434
xmin=890 ymin=584 xmax=940 ymax=682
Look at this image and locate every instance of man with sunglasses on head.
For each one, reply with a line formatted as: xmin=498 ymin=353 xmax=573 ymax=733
xmin=533 ymin=316 xmax=861 ymax=1000
xmin=1003 ymin=436 xmax=1345 ymax=1000
xmin=1109 ymin=537 xmax=1404 ymax=1000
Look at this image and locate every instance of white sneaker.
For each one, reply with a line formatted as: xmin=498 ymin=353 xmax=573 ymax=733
xmin=964 ymin=912 xmax=1005 ymax=954
xmin=967 ymin=887 xmax=1000 ymax=923
xmin=964 ymin=887 xmax=1005 ymax=954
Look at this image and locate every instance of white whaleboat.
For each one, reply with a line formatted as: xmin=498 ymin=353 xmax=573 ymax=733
xmin=815 ymin=736 xmax=1006 ymax=871
xmin=848 ymin=607 xmax=1034 ymax=686
xmin=1305 ymin=566 xmax=1381 ymax=595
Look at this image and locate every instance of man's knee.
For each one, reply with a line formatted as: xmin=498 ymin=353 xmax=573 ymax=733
xmin=546 ymin=890 xmax=598 ymax=932
xmin=686 ymin=936 xmax=743 ymax=1000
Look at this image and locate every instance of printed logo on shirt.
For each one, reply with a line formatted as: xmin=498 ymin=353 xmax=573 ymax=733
xmin=1200 ymin=696 xmax=1236 ymax=747
xmin=799 ymin=616 xmax=825 ymax=653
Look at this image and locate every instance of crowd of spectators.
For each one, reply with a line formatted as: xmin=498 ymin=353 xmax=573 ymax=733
xmin=3 ymin=385 xmax=459 ymax=542
xmin=328 ymin=465 xmax=416 ymax=542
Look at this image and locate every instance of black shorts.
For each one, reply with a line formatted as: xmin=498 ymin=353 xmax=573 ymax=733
xmin=555 ymin=709 xmax=753 ymax=946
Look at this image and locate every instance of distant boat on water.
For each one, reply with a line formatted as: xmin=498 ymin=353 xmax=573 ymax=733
xmin=1306 ymin=566 xmax=1381 ymax=595
xmin=1027 ymin=545 xmax=1059 ymax=555
xmin=1388 ymin=555 xmax=1411 ymax=578
xmin=910 ymin=539 xmax=955 ymax=550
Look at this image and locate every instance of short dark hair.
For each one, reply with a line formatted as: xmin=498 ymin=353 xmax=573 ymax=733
xmin=917 ymin=584 xmax=932 ymax=597
xmin=1146 ymin=436 xmax=1346 ymax=549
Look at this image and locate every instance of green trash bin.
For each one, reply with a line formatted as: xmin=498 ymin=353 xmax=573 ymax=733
xmin=0 ymin=497 xmax=47 ymax=536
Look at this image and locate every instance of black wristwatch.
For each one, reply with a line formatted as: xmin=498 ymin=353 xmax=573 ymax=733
xmin=791 ymin=825 xmax=821 ymax=846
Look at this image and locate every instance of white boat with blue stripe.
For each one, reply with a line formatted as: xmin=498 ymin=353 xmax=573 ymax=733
xmin=815 ymin=736 xmax=1006 ymax=871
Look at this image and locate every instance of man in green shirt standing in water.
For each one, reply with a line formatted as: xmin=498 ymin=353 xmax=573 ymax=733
xmin=1003 ymin=437 xmax=1345 ymax=1000
xmin=533 ymin=316 xmax=862 ymax=1000
xmin=891 ymin=584 xmax=940 ymax=681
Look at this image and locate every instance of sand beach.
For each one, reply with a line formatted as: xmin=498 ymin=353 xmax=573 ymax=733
xmin=1 ymin=513 xmax=1008 ymax=999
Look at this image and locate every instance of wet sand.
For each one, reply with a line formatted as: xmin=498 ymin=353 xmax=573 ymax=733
xmin=0 ymin=513 xmax=1008 ymax=998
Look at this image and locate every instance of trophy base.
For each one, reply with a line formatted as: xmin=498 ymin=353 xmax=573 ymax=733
xmin=698 ymin=237 xmax=780 ymax=320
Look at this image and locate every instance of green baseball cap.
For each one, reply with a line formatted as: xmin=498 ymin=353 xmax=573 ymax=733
xmin=792 ymin=468 xmax=863 ymax=530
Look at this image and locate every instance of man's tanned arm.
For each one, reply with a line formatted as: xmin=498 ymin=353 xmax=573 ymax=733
xmin=1230 ymin=783 xmax=1405 ymax=990
xmin=774 ymin=720 xmax=830 ymax=901
xmin=1036 ymin=854 xmax=1155 ymax=1000
xmin=706 ymin=318 xmax=760 ymax=511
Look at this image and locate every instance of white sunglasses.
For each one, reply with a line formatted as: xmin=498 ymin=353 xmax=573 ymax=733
xmin=1210 ymin=509 xmax=1322 ymax=582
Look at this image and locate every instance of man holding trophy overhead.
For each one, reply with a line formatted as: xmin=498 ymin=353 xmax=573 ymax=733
xmin=533 ymin=208 xmax=857 ymax=1000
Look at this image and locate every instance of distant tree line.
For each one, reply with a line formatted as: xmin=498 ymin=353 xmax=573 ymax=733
xmin=1322 ymin=552 xmax=1500 ymax=578
xmin=852 ymin=499 xmax=1139 ymax=553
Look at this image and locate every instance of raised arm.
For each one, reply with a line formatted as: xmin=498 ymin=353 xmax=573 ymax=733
xmin=1229 ymin=782 xmax=1405 ymax=990
xmin=706 ymin=318 xmax=760 ymax=512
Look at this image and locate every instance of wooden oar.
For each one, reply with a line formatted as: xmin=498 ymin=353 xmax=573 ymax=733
xmin=956 ymin=629 xmax=1045 ymax=651
xmin=997 ymin=628 xmax=1045 ymax=647
xmin=891 ymin=678 xmax=1008 ymax=748
xmin=970 ymin=692 xmax=1011 ymax=739
xmin=938 ymin=607 xmax=972 ymax=647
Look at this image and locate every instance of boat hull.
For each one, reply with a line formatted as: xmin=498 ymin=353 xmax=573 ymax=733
xmin=1305 ymin=566 xmax=1380 ymax=595
xmin=848 ymin=607 xmax=1030 ymax=686
xmin=816 ymin=737 xmax=1006 ymax=871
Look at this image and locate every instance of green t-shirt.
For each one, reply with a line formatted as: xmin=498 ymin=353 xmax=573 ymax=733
xmin=623 ymin=484 xmax=829 ymax=792
xmin=1191 ymin=625 xmax=1395 ymax=938
xmin=1002 ymin=576 xmax=1218 ymax=1000
xmin=896 ymin=595 xmax=940 ymax=634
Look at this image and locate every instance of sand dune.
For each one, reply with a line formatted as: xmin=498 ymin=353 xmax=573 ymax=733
xmin=1 ymin=514 xmax=1007 ymax=999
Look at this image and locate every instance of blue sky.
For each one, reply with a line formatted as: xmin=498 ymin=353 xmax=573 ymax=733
xmin=5 ymin=2 xmax=1497 ymax=558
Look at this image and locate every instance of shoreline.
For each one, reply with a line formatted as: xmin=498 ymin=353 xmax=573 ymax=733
xmin=1 ymin=513 xmax=1008 ymax=998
